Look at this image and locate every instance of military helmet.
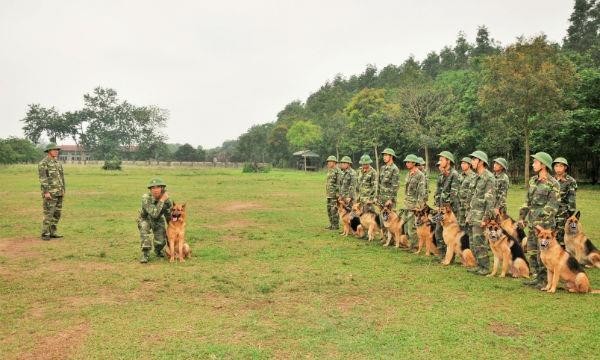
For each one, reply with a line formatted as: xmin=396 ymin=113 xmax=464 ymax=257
xmin=460 ymin=157 xmax=471 ymax=164
xmin=553 ymin=157 xmax=569 ymax=167
xmin=403 ymin=154 xmax=419 ymax=163
xmin=469 ymin=150 xmax=489 ymax=165
xmin=359 ymin=154 xmax=373 ymax=164
xmin=437 ymin=150 xmax=455 ymax=164
xmin=340 ymin=156 xmax=353 ymax=164
xmin=326 ymin=155 xmax=338 ymax=163
xmin=416 ymin=156 xmax=425 ymax=165
xmin=381 ymin=148 xmax=396 ymax=157
xmin=531 ymin=152 xmax=553 ymax=170
xmin=493 ymin=157 xmax=508 ymax=171
xmin=44 ymin=143 xmax=61 ymax=152
xmin=147 ymin=177 xmax=167 ymax=188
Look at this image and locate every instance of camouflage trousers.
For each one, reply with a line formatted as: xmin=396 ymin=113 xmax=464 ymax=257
xmin=555 ymin=216 xmax=567 ymax=247
xmin=137 ymin=218 xmax=168 ymax=254
xmin=326 ymin=198 xmax=339 ymax=229
xmin=42 ymin=195 xmax=63 ymax=236
xmin=471 ymin=224 xmax=489 ymax=269
xmin=526 ymin=227 xmax=546 ymax=282
xmin=434 ymin=223 xmax=445 ymax=255
xmin=401 ymin=211 xmax=417 ymax=249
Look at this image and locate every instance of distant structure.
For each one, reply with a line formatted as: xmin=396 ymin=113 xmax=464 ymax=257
xmin=293 ymin=150 xmax=320 ymax=171
xmin=58 ymin=145 xmax=92 ymax=162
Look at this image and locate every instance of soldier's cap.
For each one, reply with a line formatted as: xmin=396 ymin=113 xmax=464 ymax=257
xmin=340 ymin=156 xmax=353 ymax=164
xmin=493 ymin=157 xmax=508 ymax=171
xmin=469 ymin=150 xmax=489 ymax=165
xmin=531 ymin=152 xmax=553 ymax=171
xmin=437 ymin=150 xmax=455 ymax=164
xmin=381 ymin=148 xmax=396 ymax=157
xmin=147 ymin=177 xmax=167 ymax=188
xmin=553 ymin=157 xmax=569 ymax=167
xmin=44 ymin=143 xmax=61 ymax=152
xmin=403 ymin=154 xmax=419 ymax=163
xmin=326 ymin=155 xmax=338 ymax=163
xmin=359 ymin=154 xmax=373 ymax=164
xmin=416 ymin=156 xmax=425 ymax=165
xmin=460 ymin=157 xmax=472 ymax=164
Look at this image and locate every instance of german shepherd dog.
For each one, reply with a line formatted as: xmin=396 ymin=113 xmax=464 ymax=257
xmin=166 ymin=202 xmax=191 ymax=262
xmin=439 ymin=204 xmax=476 ymax=267
xmin=351 ymin=202 xmax=383 ymax=242
xmin=380 ymin=203 xmax=409 ymax=248
xmin=497 ymin=208 xmax=528 ymax=253
xmin=484 ymin=219 xmax=529 ymax=278
xmin=564 ymin=211 xmax=600 ymax=268
xmin=535 ymin=226 xmax=598 ymax=293
xmin=413 ymin=204 xmax=438 ymax=256
xmin=337 ymin=197 xmax=355 ymax=236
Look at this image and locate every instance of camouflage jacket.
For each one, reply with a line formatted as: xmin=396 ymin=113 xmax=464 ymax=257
xmin=378 ymin=163 xmax=400 ymax=203
xmin=138 ymin=193 xmax=173 ymax=223
xmin=519 ymin=175 xmax=560 ymax=228
xmin=458 ymin=170 xmax=476 ymax=209
xmin=434 ymin=168 xmax=460 ymax=213
xmin=494 ymin=172 xmax=510 ymax=211
xmin=38 ymin=156 xmax=65 ymax=196
xmin=404 ymin=169 xmax=427 ymax=210
xmin=422 ymin=170 xmax=430 ymax=201
xmin=340 ymin=167 xmax=357 ymax=200
xmin=468 ymin=169 xmax=496 ymax=224
xmin=325 ymin=167 xmax=343 ymax=198
xmin=357 ymin=166 xmax=378 ymax=203
xmin=555 ymin=175 xmax=577 ymax=219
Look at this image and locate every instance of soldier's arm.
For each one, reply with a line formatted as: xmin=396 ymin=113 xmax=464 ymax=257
xmin=61 ymin=164 xmax=66 ymax=192
xmin=390 ymin=167 xmax=400 ymax=195
xmin=495 ymin=178 xmax=508 ymax=209
xmin=415 ymin=174 xmax=427 ymax=208
xmin=142 ymin=195 xmax=167 ymax=220
xmin=542 ymin=183 xmax=560 ymax=227
xmin=370 ymin=172 xmax=378 ymax=201
xmin=568 ymin=179 xmax=577 ymax=211
xmin=482 ymin=177 xmax=495 ymax=222
xmin=38 ymin=162 xmax=50 ymax=193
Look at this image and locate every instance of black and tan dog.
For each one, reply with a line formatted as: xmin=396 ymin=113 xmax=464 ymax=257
xmin=564 ymin=211 xmax=600 ymax=268
xmin=352 ymin=202 xmax=383 ymax=242
xmin=497 ymin=208 xmax=528 ymax=253
xmin=166 ymin=202 xmax=191 ymax=262
xmin=336 ymin=197 xmax=355 ymax=236
xmin=380 ymin=203 xmax=409 ymax=248
xmin=439 ymin=204 xmax=476 ymax=267
xmin=484 ymin=219 xmax=529 ymax=278
xmin=535 ymin=225 xmax=598 ymax=294
xmin=413 ymin=204 xmax=438 ymax=256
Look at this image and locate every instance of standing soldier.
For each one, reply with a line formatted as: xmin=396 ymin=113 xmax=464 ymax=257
xmin=466 ymin=150 xmax=496 ymax=275
xmin=357 ymin=154 xmax=378 ymax=212
xmin=325 ymin=156 xmax=342 ymax=230
xmin=553 ymin=157 xmax=577 ymax=246
xmin=493 ymin=157 xmax=510 ymax=215
xmin=138 ymin=178 xmax=173 ymax=263
xmin=433 ymin=151 xmax=460 ymax=257
xmin=457 ymin=157 xmax=476 ymax=232
xmin=38 ymin=143 xmax=66 ymax=240
xmin=416 ymin=156 xmax=429 ymax=201
xmin=403 ymin=154 xmax=427 ymax=250
xmin=520 ymin=152 xmax=560 ymax=288
xmin=378 ymin=148 xmax=400 ymax=208
xmin=339 ymin=156 xmax=357 ymax=204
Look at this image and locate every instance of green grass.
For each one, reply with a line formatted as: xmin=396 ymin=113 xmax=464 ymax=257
xmin=0 ymin=165 xmax=599 ymax=359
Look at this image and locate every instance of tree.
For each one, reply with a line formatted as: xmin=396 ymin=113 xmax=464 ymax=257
xmin=237 ymin=123 xmax=273 ymax=162
xmin=196 ymin=145 xmax=206 ymax=161
xmin=173 ymin=143 xmax=198 ymax=161
xmin=472 ymin=25 xmax=500 ymax=58
xmin=422 ymin=51 xmax=441 ymax=78
xmin=454 ymin=31 xmax=472 ymax=69
xmin=286 ymin=121 xmax=322 ymax=151
xmin=479 ymin=36 xmax=578 ymax=184
xmin=21 ymin=104 xmax=68 ymax=143
xmin=564 ymin=0 xmax=598 ymax=52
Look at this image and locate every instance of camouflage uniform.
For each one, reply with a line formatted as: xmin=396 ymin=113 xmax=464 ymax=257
xmin=38 ymin=148 xmax=65 ymax=239
xmin=434 ymin=168 xmax=460 ymax=253
xmin=326 ymin=164 xmax=343 ymax=229
xmin=468 ymin=168 xmax=496 ymax=271
xmin=494 ymin=172 xmax=510 ymax=212
xmin=554 ymin=174 xmax=577 ymax=246
xmin=377 ymin=163 xmax=400 ymax=207
xmin=138 ymin=190 xmax=173 ymax=258
xmin=340 ymin=167 xmax=357 ymax=202
xmin=403 ymin=168 xmax=427 ymax=248
xmin=357 ymin=165 xmax=378 ymax=206
xmin=457 ymin=169 xmax=476 ymax=230
xmin=417 ymin=157 xmax=429 ymax=202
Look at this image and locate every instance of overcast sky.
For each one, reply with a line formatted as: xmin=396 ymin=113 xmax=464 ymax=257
xmin=0 ymin=0 xmax=574 ymax=148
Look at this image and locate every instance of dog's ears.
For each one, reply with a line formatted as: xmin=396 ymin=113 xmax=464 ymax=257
xmin=534 ymin=225 xmax=544 ymax=235
xmin=575 ymin=210 xmax=581 ymax=220
xmin=182 ymin=202 xmax=186 ymax=209
xmin=172 ymin=201 xmax=176 ymax=207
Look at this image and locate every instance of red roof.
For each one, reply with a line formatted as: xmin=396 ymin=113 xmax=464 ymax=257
xmin=59 ymin=145 xmax=82 ymax=151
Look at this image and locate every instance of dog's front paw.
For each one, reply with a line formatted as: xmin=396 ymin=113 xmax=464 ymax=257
xmin=547 ymin=288 xmax=557 ymax=293
xmin=499 ymin=274 xmax=506 ymax=278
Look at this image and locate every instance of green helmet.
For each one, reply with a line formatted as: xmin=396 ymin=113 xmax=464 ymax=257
xmin=340 ymin=156 xmax=353 ymax=164
xmin=44 ymin=143 xmax=61 ymax=152
xmin=531 ymin=152 xmax=553 ymax=170
xmin=469 ymin=150 xmax=489 ymax=165
xmin=437 ymin=150 xmax=455 ymax=164
xmin=416 ymin=156 xmax=425 ymax=165
xmin=359 ymin=154 xmax=373 ymax=164
xmin=403 ymin=154 xmax=419 ymax=163
xmin=493 ymin=157 xmax=508 ymax=171
xmin=326 ymin=155 xmax=338 ymax=162
xmin=381 ymin=148 xmax=396 ymax=157
xmin=460 ymin=157 xmax=472 ymax=164
xmin=553 ymin=157 xmax=569 ymax=167
xmin=147 ymin=177 xmax=167 ymax=188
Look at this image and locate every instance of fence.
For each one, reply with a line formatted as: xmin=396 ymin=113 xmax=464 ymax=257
xmin=60 ymin=160 xmax=262 ymax=168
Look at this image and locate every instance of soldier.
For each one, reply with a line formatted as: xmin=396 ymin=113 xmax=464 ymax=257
xmin=138 ymin=177 xmax=173 ymax=263
xmin=553 ymin=157 xmax=577 ymax=246
xmin=357 ymin=154 xmax=378 ymax=212
xmin=377 ymin=148 xmax=400 ymax=208
xmin=492 ymin=157 xmax=510 ymax=215
xmin=325 ymin=156 xmax=342 ymax=230
xmin=38 ymin=143 xmax=66 ymax=240
xmin=520 ymin=152 xmax=560 ymax=288
xmin=403 ymin=154 xmax=427 ymax=250
xmin=433 ymin=151 xmax=460 ymax=257
xmin=339 ymin=156 xmax=357 ymax=204
xmin=466 ymin=150 xmax=496 ymax=275
xmin=416 ymin=156 xmax=429 ymax=201
xmin=457 ymin=157 xmax=476 ymax=232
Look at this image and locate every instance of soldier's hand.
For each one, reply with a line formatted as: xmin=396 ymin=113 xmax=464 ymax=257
xmin=345 ymin=197 xmax=351 ymax=203
xmin=44 ymin=192 xmax=52 ymax=200
xmin=160 ymin=192 xmax=169 ymax=201
xmin=517 ymin=220 xmax=526 ymax=228
xmin=494 ymin=208 xmax=500 ymax=216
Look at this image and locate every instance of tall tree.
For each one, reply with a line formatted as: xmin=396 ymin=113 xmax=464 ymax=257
xmin=21 ymin=104 xmax=68 ymax=143
xmin=564 ymin=0 xmax=597 ymax=52
xmin=286 ymin=121 xmax=322 ymax=151
xmin=454 ymin=31 xmax=472 ymax=69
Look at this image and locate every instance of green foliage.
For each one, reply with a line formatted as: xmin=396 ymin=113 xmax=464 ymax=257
xmin=285 ymin=120 xmax=322 ymax=151
xmin=242 ymin=162 xmax=272 ymax=173
xmin=102 ymin=157 xmax=122 ymax=170
xmin=0 ymin=137 xmax=43 ymax=164
xmin=173 ymin=143 xmax=199 ymax=162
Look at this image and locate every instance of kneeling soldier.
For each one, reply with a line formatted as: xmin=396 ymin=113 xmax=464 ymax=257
xmin=138 ymin=178 xmax=173 ymax=263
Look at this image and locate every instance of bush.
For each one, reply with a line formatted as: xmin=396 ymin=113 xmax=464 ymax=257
xmin=242 ymin=162 xmax=271 ymax=173
xmin=102 ymin=157 xmax=122 ymax=170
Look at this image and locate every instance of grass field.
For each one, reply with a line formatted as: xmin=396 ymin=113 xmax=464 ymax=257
xmin=1 ymin=165 xmax=599 ymax=359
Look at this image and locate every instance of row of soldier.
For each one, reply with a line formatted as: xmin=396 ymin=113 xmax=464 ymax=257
xmin=325 ymin=148 xmax=577 ymax=288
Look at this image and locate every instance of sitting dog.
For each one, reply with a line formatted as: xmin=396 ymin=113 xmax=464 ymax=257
xmin=352 ymin=202 xmax=383 ymax=242
xmin=497 ymin=208 xmax=528 ymax=253
xmin=337 ymin=197 xmax=355 ymax=237
xmin=380 ymin=203 xmax=408 ymax=248
xmin=413 ymin=204 xmax=438 ymax=256
xmin=166 ymin=202 xmax=191 ymax=262
xmin=484 ymin=219 xmax=529 ymax=278
xmin=564 ymin=211 xmax=600 ymax=268
xmin=439 ymin=204 xmax=476 ymax=267
xmin=536 ymin=225 xmax=597 ymax=293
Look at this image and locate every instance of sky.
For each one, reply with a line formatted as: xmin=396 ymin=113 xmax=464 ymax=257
xmin=0 ymin=0 xmax=574 ymax=148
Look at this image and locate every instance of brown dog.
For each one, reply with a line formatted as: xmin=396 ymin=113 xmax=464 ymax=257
xmin=484 ymin=219 xmax=529 ymax=278
xmin=166 ymin=202 xmax=190 ymax=262
xmin=380 ymin=204 xmax=408 ymax=248
xmin=564 ymin=211 xmax=600 ymax=268
xmin=413 ymin=204 xmax=438 ymax=256
xmin=352 ymin=202 xmax=383 ymax=242
xmin=536 ymin=226 xmax=598 ymax=294
xmin=497 ymin=208 xmax=528 ymax=253
xmin=439 ymin=204 xmax=476 ymax=267
xmin=337 ymin=198 xmax=355 ymax=236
